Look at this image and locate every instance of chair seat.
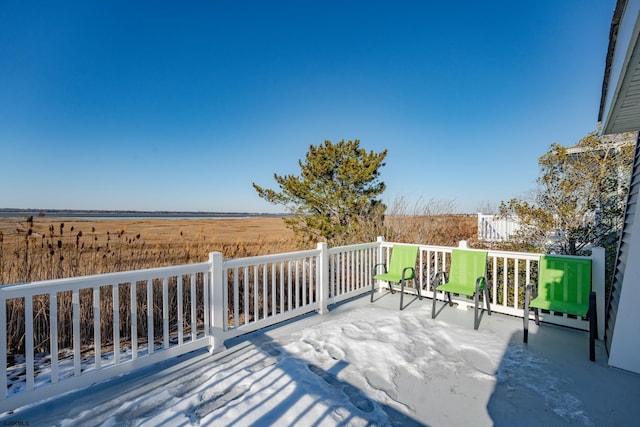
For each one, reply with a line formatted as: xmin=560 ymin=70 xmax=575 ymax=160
xmin=436 ymin=281 xmax=475 ymax=297
xmin=371 ymin=245 xmax=419 ymax=310
xmin=529 ymin=297 xmax=588 ymax=318
xmin=431 ymin=249 xmax=490 ymax=330
xmin=523 ymin=255 xmax=595 ymax=360
xmin=373 ymin=272 xmax=414 ymax=283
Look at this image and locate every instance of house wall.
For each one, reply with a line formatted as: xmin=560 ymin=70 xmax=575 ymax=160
xmin=607 ymin=133 xmax=640 ymax=373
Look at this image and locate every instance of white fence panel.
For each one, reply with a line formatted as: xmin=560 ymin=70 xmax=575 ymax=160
xmin=478 ymin=213 xmax=520 ymax=241
xmin=0 ymin=263 xmax=211 ymax=412
xmin=220 ymin=249 xmax=322 ymax=339
xmin=328 ymin=242 xmax=379 ymax=304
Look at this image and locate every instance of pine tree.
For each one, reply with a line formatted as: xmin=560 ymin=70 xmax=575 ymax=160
xmin=253 ymin=139 xmax=387 ymax=246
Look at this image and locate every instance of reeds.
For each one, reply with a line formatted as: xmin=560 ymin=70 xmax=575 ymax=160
xmin=1 ymin=213 xmax=477 ymax=357
xmin=0 ymin=217 xmax=298 ymax=356
xmin=0 ymin=218 xmax=298 ymax=286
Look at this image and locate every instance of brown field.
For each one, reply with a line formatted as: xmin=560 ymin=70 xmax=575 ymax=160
xmin=0 ymin=214 xmax=476 ymax=354
xmin=0 ymin=216 xmax=297 ymax=285
xmin=0 ymin=214 xmax=477 ymax=286
xmin=0 ymin=216 xmax=294 ymax=246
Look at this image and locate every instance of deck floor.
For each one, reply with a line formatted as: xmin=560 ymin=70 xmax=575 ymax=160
xmin=4 ymin=292 xmax=640 ymax=426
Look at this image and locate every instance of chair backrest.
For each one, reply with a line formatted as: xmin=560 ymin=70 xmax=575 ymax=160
xmin=448 ymin=249 xmax=488 ymax=286
xmin=387 ymin=245 xmax=419 ymax=278
xmin=537 ymin=255 xmax=592 ymax=308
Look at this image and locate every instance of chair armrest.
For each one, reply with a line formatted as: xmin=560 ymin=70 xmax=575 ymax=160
xmin=475 ymin=276 xmax=486 ymax=292
xmin=433 ymin=271 xmax=447 ymax=286
xmin=373 ymin=263 xmax=387 ymax=274
xmin=525 ymin=283 xmax=537 ymax=299
xmin=401 ymin=266 xmax=415 ymax=281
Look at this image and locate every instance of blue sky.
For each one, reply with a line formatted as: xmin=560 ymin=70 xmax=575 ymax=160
xmin=0 ymin=1 xmax=615 ymax=213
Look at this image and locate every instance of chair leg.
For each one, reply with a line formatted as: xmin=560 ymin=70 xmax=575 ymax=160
xmin=524 ymin=284 xmax=530 ymax=343
xmin=432 ymin=287 xmax=437 ymax=319
xmin=473 ymin=289 xmax=480 ymax=330
xmin=589 ymin=291 xmax=597 ymax=362
xmin=473 ymin=277 xmax=486 ymax=330
xmin=484 ymin=284 xmax=492 ymax=315
xmin=531 ymin=285 xmax=540 ymax=325
xmin=372 ymin=264 xmax=386 ymax=302
xmin=400 ymin=280 xmax=405 ymax=310
xmin=415 ymin=278 xmax=422 ymax=300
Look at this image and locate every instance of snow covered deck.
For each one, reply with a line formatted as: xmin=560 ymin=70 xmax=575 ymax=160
xmin=5 ymin=292 xmax=639 ymax=426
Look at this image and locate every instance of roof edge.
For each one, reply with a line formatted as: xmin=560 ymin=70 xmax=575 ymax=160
xmin=599 ymin=0 xmax=628 ymax=123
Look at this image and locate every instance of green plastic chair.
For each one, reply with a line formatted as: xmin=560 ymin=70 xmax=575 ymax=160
xmin=372 ymin=245 xmax=420 ymax=310
xmin=524 ymin=255 xmax=596 ymax=361
xmin=431 ymin=249 xmax=490 ymax=330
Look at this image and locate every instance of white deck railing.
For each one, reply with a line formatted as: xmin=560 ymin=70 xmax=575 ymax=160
xmin=0 ymin=238 xmax=605 ymax=413
xmin=211 ymin=242 xmax=380 ymax=345
xmin=0 ymin=262 xmax=212 ymax=412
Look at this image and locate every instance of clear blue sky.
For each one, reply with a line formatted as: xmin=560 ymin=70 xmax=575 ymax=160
xmin=0 ymin=0 xmax=615 ymax=213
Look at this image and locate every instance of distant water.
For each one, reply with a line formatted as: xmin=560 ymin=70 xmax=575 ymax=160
xmin=0 ymin=210 xmax=286 ymax=220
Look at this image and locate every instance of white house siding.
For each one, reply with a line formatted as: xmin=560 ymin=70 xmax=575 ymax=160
xmin=607 ymin=133 xmax=640 ymax=372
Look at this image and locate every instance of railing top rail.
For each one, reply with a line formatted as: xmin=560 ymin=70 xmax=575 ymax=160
xmin=487 ymin=250 xmax=593 ymax=261
xmin=0 ymin=261 xmax=210 ymax=299
xmin=223 ymin=248 xmax=321 ymax=268
xmin=328 ymin=242 xmax=379 ymax=253
xmin=382 ymin=240 xmax=593 ymax=262
xmin=379 ymin=241 xmax=422 ymax=248
xmin=486 ymin=249 xmax=541 ymax=260
xmin=417 ymin=244 xmax=457 ymax=252
xmin=381 ymin=241 xmax=462 ymax=252
xmin=477 ymin=213 xmax=519 ymax=220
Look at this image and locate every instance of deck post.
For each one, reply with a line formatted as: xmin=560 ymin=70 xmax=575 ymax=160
xmin=208 ymin=252 xmax=225 ymax=352
xmin=317 ymin=242 xmax=329 ymax=314
xmin=590 ymin=246 xmax=606 ymax=340
xmin=376 ymin=236 xmax=385 ymax=292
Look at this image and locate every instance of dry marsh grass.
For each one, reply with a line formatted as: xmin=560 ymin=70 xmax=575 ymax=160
xmin=0 ymin=216 xmax=297 ymax=285
xmin=0 ymin=216 xmax=297 ymax=355
xmin=385 ymin=214 xmax=477 ymax=246
xmin=0 ymin=214 xmax=476 ymax=356
xmin=0 ymin=214 xmax=477 ymax=285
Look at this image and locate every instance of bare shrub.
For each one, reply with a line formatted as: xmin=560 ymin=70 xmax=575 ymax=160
xmin=384 ymin=196 xmax=477 ymax=246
